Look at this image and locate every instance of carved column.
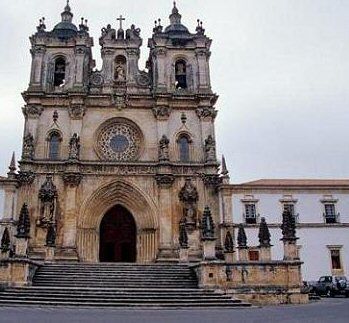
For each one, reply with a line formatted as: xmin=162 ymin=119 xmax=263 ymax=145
xmin=62 ymin=172 xmax=82 ymax=259
xmin=155 ymin=173 xmax=175 ymax=260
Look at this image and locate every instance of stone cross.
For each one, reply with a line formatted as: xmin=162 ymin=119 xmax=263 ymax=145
xmin=117 ymin=15 xmax=125 ymax=30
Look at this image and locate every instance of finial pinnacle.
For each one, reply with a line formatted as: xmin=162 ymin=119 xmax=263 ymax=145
xmin=8 ymin=152 xmax=16 ymax=175
xmin=221 ymin=155 xmax=229 ymax=176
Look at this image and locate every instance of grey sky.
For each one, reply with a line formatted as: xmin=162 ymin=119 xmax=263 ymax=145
xmin=0 ymin=0 xmax=348 ymax=182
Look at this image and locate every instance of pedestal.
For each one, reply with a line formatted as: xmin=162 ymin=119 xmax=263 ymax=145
xmin=179 ymin=248 xmax=189 ymax=262
xmin=259 ymin=246 xmax=272 ymax=261
xmin=0 ymin=251 xmax=10 ymax=260
xmin=45 ymin=247 xmax=55 ymax=262
xmin=15 ymin=238 xmax=28 ymax=258
xmin=224 ymin=252 xmax=236 ymax=263
xmin=283 ymin=241 xmax=298 ymax=260
xmin=202 ymin=239 xmax=216 ymax=260
xmin=238 ymin=248 xmax=249 ymax=261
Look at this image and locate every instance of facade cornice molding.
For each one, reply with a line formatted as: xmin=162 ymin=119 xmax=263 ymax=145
xmin=219 ymin=183 xmax=349 ymax=193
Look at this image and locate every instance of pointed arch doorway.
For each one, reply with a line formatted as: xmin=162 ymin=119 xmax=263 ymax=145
xmin=99 ymin=205 xmax=137 ymax=263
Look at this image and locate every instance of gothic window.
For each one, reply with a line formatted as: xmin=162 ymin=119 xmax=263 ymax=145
xmin=48 ymin=132 xmax=62 ymax=160
xmin=53 ymin=57 xmax=66 ymax=87
xmin=178 ymin=134 xmax=190 ymax=162
xmin=175 ymin=60 xmax=187 ymax=89
xmin=244 ymin=204 xmax=257 ymax=224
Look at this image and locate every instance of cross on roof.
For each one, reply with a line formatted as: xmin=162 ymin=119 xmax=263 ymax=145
xmin=117 ymin=15 xmax=125 ymax=30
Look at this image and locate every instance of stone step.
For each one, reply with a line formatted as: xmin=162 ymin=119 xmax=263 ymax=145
xmin=0 ymin=299 xmax=252 ymax=308
xmin=0 ymin=263 xmax=251 ymax=309
xmin=0 ymin=293 xmax=234 ymax=301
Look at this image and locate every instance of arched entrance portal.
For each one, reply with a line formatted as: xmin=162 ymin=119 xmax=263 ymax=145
xmin=99 ymin=205 xmax=137 ymax=262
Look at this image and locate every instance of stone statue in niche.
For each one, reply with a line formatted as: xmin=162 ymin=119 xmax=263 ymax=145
xmin=179 ymin=178 xmax=199 ymax=228
xmin=159 ymin=135 xmax=170 ymax=162
xmin=69 ymin=133 xmax=80 ymax=161
xmin=38 ymin=175 xmax=58 ymax=226
xmin=115 ymin=65 xmax=126 ymax=81
xmin=22 ymin=133 xmax=35 ymax=160
xmin=204 ymin=135 xmax=216 ymax=162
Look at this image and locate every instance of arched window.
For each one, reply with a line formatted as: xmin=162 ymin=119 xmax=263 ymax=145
xmin=54 ymin=57 xmax=66 ymax=87
xmin=175 ymin=60 xmax=187 ymax=89
xmin=178 ymin=135 xmax=190 ymax=162
xmin=48 ymin=132 xmax=62 ymax=160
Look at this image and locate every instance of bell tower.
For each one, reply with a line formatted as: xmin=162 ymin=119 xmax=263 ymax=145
xmin=148 ymin=2 xmax=212 ymax=94
xmin=28 ymin=1 xmax=94 ymax=93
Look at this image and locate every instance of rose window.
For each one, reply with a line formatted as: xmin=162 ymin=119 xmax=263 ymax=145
xmin=96 ymin=120 xmax=142 ymax=161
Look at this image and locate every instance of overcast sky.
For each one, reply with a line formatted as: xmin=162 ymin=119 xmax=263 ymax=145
xmin=0 ymin=0 xmax=348 ymax=182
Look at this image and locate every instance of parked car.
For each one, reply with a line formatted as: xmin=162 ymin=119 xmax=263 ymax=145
xmin=313 ymin=276 xmax=349 ymax=297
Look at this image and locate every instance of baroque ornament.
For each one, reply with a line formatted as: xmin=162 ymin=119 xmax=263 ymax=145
xmin=63 ymin=172 xmax=83 ymax=187
xmin=96 ymin=119 xmax=142 ymax=161
xmin=152 ymin=106 xmax=172 ymax=119
xmin=68 ymin=133 xmax=81 ymax=160
xmin=224 ymin=231 xmax=234 ymax=253
xmin=22 ymin=105 xmax=43 ymax=118
xmin=196 ymin=106 xmax=217 ymax=120
xmin=237 ymin=224 xmax=248 ymax=248
xmin=204 ymin=135 xmax=216 ymax=163
xmin=281 ymin=209 xmax=298 ymax=241
xmin=179 ymin=218 xmax=188 ymax=248
xmin=178 ymin=178 xmax=199 ymax=226
xmin=22 ymin=133 xmax=35 ymax=160
xmin=46 ymin=223 xmax=56 ymax=247
xmin=16 ymin=204 xmax=31 ymax=239
xmin=17 ymin=171 xmax=36 ymax=186
xmin=38 ymin=176 xmax=58 ymax=225
xmin=68 ymin=105 xmax=85 ymax=119
xmin=1 ymin=228 xmax=11 ymax=253
xmin=201 ymin=206 xmax=215 ymax=240
xmin=159 ymin=135 xmax=170 ymax=162
xmin=258 ymin=217 xmax=271 ymax=247
xmin=155 ymin=174 xmax=175 ymax=188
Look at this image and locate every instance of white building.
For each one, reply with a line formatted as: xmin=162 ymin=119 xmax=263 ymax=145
xmin=229 ymin=179 xmax=349 ymax=281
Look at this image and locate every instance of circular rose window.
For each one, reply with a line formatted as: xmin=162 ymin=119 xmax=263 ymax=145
xmin=96 ymin=119 xmax=142 ymax=161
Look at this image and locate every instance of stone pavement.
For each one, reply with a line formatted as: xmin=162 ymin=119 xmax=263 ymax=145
xmin=0 ymin=298 xmax=348 ymax=323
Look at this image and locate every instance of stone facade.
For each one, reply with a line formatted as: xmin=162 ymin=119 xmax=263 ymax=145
xmin=1 ymin=3 xmax=220 ymax=263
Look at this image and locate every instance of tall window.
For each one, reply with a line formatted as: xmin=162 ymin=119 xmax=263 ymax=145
xmin=330 ymin=249 xmax=342 ymax=270
xmin=178 ymin=135 xmax=190 ymax=162
xmin=54 ymin=57 xmax=66 ymax=87
xmin=245 ymin=204 xmax=257 ymax=224
xmin=324 ymin=203 xmax=337 ymax=224
xmin=175 ymin=60 xmax=187 ymax=89
xmin=48 ymin=132 xmax=61 ymax=160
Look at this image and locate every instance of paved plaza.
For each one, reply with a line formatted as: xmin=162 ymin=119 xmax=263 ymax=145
xmin=0 ymin=298 xmax=348 ymax=323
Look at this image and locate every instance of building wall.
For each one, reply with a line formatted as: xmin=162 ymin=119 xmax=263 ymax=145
xmin=232 ymin=191 xmax=349 ymax=281
xmin=0 ymin=188 xmax=4 ymax=220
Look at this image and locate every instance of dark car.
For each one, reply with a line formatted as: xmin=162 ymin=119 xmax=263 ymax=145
xmin=313 ymin=275 xmax=348 ymax=297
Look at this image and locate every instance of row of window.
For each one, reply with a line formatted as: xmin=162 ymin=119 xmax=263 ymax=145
xmin=52 ymin=56 xmax=190 ymax=89
xmin=46 ymin=132 xmax=192 ymax=162
xmin=246 ymin=246 xmax=343 ymax=274
xmin=242 ymin=202 xmax=341 ymax=225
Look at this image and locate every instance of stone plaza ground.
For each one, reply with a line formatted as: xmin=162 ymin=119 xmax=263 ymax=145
xmin=0 ymin=298 xmax=348 ymax=323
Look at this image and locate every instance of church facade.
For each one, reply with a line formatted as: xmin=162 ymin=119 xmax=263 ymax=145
xmin=0 ymin=2 xmax=223 ymax=263
xmin=0 ymin=2 xmax=348 ymax=286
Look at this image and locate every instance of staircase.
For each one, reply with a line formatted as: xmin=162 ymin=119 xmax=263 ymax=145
xmin=0 ymin=263 xmax=251 ymax=308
